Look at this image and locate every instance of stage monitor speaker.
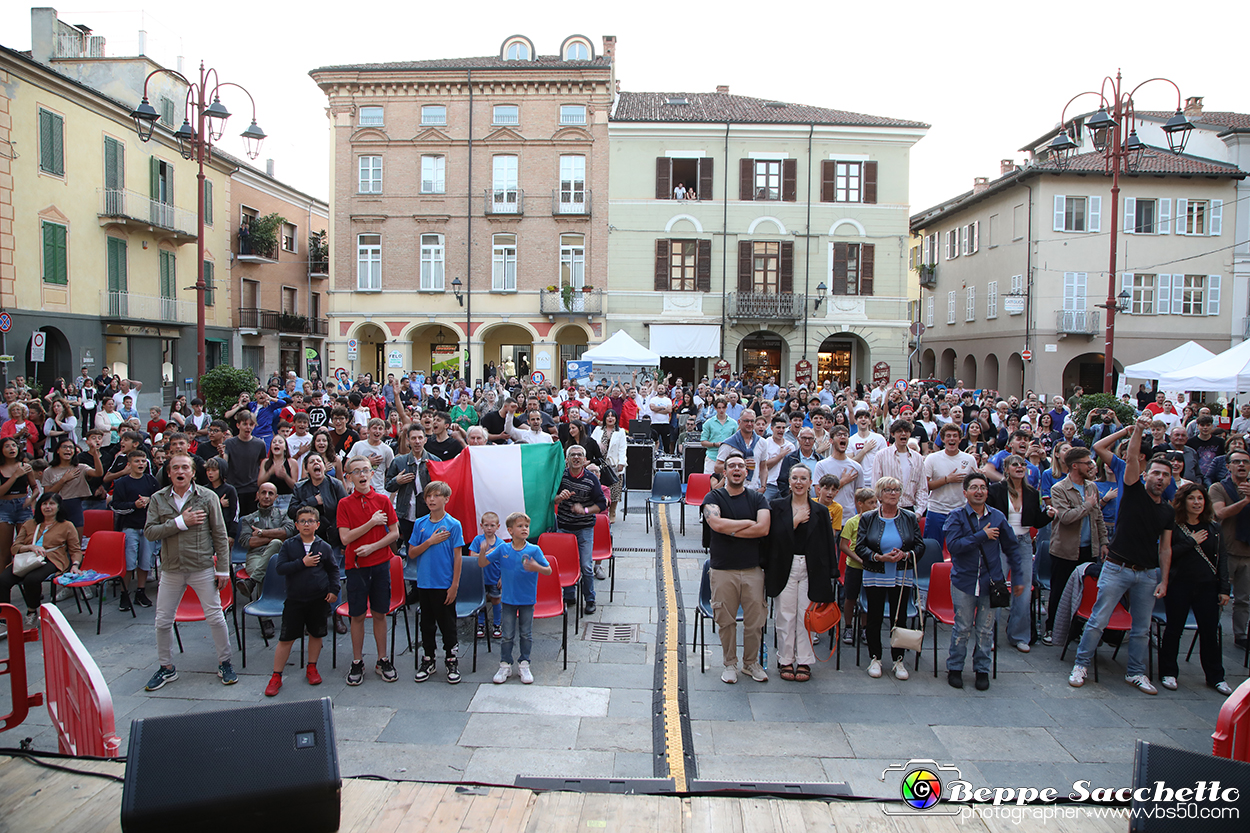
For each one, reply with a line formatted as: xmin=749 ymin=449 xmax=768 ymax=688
xmin=1128 ymin=739 xmax=1250 ymax=832
xmin=625 ymin=443 xmax=654 ymax=491
xmin=683 ymin=444 xmax=704 ymax=483
xmin=121 ymin=697 xmax=340 ymax=833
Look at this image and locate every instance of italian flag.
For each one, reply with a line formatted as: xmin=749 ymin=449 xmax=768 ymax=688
xmin=427 ymin=445 xmax=565 ymax=541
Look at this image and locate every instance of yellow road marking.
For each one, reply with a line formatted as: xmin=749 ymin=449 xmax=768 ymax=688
xmin=656 ymin=504 xmax=688 ymax=791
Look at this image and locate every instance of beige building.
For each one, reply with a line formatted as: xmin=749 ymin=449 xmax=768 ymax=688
xmin=910 ymin=127 xmax=1245 ymax=397
xmin=310 ymin=35 xmax=614 ymax=385
xmin=607 ymin=90 xmax=927 ymax=387
xmin=227 ymin=156 xmax=329 ymax=381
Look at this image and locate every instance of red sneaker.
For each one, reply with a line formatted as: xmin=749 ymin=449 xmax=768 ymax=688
xmin=264 ymin=673 xmax=283 ymax=697
xmin=306 ymin=663 xmax=322 ymax=686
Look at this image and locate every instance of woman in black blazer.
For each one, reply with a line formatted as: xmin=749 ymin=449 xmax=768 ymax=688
xmin=986 ymin=453 xmax=1052 ymax=650
xmin=767 ymin=464 xmax=838 ymax=682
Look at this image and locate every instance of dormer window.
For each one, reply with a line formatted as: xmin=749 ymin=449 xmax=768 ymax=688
xmin=501 ymin=35 xmax=535 ymax=61
xmin=666 ymin=97 xmax=689 ymax=106
xmin=560 ymin=35 xmax=593 ymax=61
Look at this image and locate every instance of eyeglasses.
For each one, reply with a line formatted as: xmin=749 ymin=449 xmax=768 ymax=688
xmin=880 ymin=487 xmax=902 ymax=493
xmin=297 ymin=519 xmax=319 ymax=525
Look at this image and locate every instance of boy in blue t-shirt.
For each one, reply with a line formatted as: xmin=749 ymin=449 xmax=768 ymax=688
xmin=470 ymin=511 xmax=504 ymax=640
xmin=480 ymin=511 xmax=552 ymax=685
xmin=408 ymin=481 xmax=464 ymax=683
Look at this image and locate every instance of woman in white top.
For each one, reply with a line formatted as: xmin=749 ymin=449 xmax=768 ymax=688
xmin=44 ymin=397 xmax=79 ymax=454
xmin=591 ymin=408 xmax=628 ymax=522
xmin=95 ymin=397 xmax=122 ymax=448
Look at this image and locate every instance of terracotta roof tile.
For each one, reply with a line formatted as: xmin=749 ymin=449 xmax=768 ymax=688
xmin=1031 ymin=146 xmax=1244 ymax=176
xmin=1137 ymin=110 xmax=1250 ymax=132
xmin=611 ymin=92 xmax=927 ymax=129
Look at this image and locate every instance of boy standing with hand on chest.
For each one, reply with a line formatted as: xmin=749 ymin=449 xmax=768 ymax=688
xmin=481 ymin=512 xmax=552 ymax=685
xmin=409 ymin=481 xmax=464 ymax=683
xmin=264 ymin=505 xmax=339 ymax=696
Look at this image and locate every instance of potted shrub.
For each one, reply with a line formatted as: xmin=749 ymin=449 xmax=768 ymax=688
xmin=561 ymin=284 xmax=575 ymax=310
xmin=245 ymin=212 xmax=285 ymax=260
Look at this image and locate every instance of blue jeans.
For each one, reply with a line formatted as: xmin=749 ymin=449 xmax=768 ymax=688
xmin=500 ymin=603 xmax=534 ymax=664
xmin=1073 ymin=561 xmax=1160 ymax=677
xmin=123 ymin=528 xmax=155 ymax=572
xmin=925 ymin=511 xmax=950 ymax=551
xmin=558 ymin=524 xmax=595 ymax=605
xmin=763 ymin=484 xmax=781 ymax=501
xmin=948 ymin=584 xmax=995 ymax=674
xmin=1000 ymin=535 xmax=1033 ymax=645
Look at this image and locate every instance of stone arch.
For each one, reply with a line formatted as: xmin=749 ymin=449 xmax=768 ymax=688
xmin=939 ymin=348 xmax=957 ymax=380
xmin=664 ymin=214 xmax=704 ymax=234
xmin=983 ymin=353 xmax=1000 ymax=392
xmin=827 ymin=218 xmax=866 ymax=237
xmin=921 ymin=348 xmax=937 ymax=378
xmin=1005 ymin=353 xmax=1025 ymax=397
xmin=960 ymin=355 xmax=978 ymax=388
xmin=747 ymin=216 xmax=787 ymax=235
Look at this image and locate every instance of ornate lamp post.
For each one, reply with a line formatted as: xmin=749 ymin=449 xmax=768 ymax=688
xmin=1048 ymin=71 xmax=1193 ymax=393
xmin=131 ymin=62 xmax=266 ymax=397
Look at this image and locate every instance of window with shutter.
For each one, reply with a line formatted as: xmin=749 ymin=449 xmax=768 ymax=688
xmin=696 ymin=239 xmax=712 ymax=292
xmin=1124 ymin=197 xmax=1137 ymax=233
xmin=159 ymin=250 xmax=176 ymax=320
xmin=655 ymin=158 xmax=671 ymax=200
xmin=667 ymin=240 xmax=697 ymax=291
xmin=1127 ymin=273 xmax=1155 ymax=315
xmin=737 ymin=241 xmax=753 ymax=291
xmin=926 ymin=296 xmax=934 ymax=327
xmin=203 ymin=260 xmax=215 ymax=306
xmin=1157 ymin=275 xmax=1172 ymax=314
xmin=655 ymin=240 xmax=670 ymax=291
xmin=1088 ymin=196 xmax=1101 ymax=232
xmin=947 ymin=291 xmax=956 ymax=324
xmin=1158 ymin=198 xmax=1171 ymax=234
xmin=1178 ymin=275 xmax=1205 ymax=315
xmin=859 ymin=244 xmax=874 ymax=296
xmin=820 ymin=160 xmax=836 ymax=202
xmin=781 ymin=159 xmax=797 ymax=202
xmin=970 ymin=221 xmax=979 ymax=253
xmin=921 ymin=234 xmax=931 ymax=266
xmin=698 ymin=158 xmax=713 ymax=200
xmin=966 ymin=287 xmax=976 ymax=321
xmin=750 ymin=160 xmax=782 ymax=201
xmin=960 ymin=225 xmax=969 ymax=256
xmin=103 ymin=137 xmax=124 ymax=215
xmin=106 ymin=237 xmax=127 ymax=294
xmin=1174 ymin=199 xmax=1188 ymax=235
xmin=751 ymin=241 xmax=780 ymax=292
xmin=1210 ymin=200 xmax=1223 ymax=236
xmin=986 ymin=280 xmax=997 ymax=319
xmin=739 ymin=159 xmax=754 ymax=201
xmin=39 ymin=108 xmax=65 ymax=176
xmin=42 ymin=221 xmax=67 ymax=285
xmin=1207 ymin=275 xmax=1221 ymax=315
xmin=832 ymin=242 xmax=848 ymax=295
xmin=863 ymin=161 xmax=877 ymax=204
xmin=1011 ymin=274 xmax=1023 ymax=295
xmin=204 ymin=179 xmax=214 ymax=226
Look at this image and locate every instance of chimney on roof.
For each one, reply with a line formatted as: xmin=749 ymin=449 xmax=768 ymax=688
xmin=601 ymin=35 xmax=616 ymax=61
xmin=716 ymin=85 xmax=729 ymax=94
xmin=973 ymin=177 xmax=990 ymax=194
xmin=1184 ymin=96 xmax=1204 ymax=118
xmin=266 ymin=159 xmax=275 ymax=177
xmin=1000 ymin=159 xmax=1016 ymax=176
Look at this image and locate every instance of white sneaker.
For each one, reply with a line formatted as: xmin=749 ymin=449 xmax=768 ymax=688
xmin=721 ymin=664 xmax=738 ymax=684
xmin=23 ymin=611 xmax=37 ymax=629
xmin=868 ymin=658 xmax=883 ymax=678
xmin=518 ymin=661 xmax=533 ymax=685
xmin=892 ymin=660 xmax=909 ymax=681
xmin=1015 ymin=641 xmax=1031 ymax=653
xmin=1125 ymin=674 xmax=1158 ymax=695
xmin=1213 ymin=681 xmax=1233 ymax=696
xmin=492 ymin=662 xmax=512 ymax=684
xmin=594 ymin=563 xmax=607 ymax=580
xmin=1068 ymin=664 xmax=1087 ymax=688
xmin=744 ymin=663 xmax=768 ymax=683
xmin=1161 ymin=676 xmax=1178 ymax=691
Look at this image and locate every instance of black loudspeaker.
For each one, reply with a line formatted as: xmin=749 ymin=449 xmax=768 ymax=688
xmin=1128 ymin=740 xmax=1250 ymax=832
xmin=121 ymin=697 xmax=340 ymax=833
xmin=625 ymin=443 xmax=654 ymax=491
xmin=683 ymin=444 xmax=705 ymax=484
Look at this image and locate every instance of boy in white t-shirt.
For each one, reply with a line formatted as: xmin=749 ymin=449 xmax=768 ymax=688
xmin=346 ymin=418 xmax=395 ymax=491
xmin=754 ymin=415 xmax=795 ymax=501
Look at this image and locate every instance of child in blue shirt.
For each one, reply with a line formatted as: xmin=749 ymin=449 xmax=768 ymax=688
xmin=470 ymin=511 xmax=504 ymax=640
xmin=479 ymin=511 xmax=551 ymax=685
xmin=408 ymin=481 xmax=464 ymax=684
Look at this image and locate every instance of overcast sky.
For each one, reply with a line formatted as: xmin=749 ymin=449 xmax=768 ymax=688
xmin=6 ymin=1 xmax=1247 ymax=211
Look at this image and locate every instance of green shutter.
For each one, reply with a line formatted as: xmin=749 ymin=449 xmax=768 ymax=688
xmin=204 ymin=179 xmax=214 ymax=226
xmin=107 ymin=237 xmax=127 ymax=292
xmin=150 ymin=156 xmax=160 ymax=200
xmin=104 ymin=137 xmax=123 ymax=190
xmin=160 ymin=250 xmax=175 ymax=299
xmin=202 ymin=259 xmax=215 ymax=306
xmin=42 ymin=221 xmax=67 ymax=284
xmin=39 ymin=109 xmax=64 ymax=175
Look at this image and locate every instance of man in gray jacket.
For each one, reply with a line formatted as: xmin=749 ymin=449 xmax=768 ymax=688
xmin=385 ymin=423 xmax=434 ymax=554
xmin=143 ymin=452 xmax=236 ymax=691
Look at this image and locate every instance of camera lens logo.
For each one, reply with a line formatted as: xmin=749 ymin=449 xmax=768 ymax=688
xmin=900 ymin=767 xmax=943 ymax=810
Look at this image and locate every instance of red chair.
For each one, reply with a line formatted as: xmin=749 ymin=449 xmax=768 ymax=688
xmin=538 ymin=531 xmax=583 ymax=627
xmin=533 ymin=559 xmax=568 ymax=669
xmin=591 ymin=513 xmax=614 ymax=602
xmin=172 ymin=582 xmax=240 ymax=654
xmin=681 ymin=474 xmax=712 ymax=536
xmin=917 ymin=515 xmax=926 ymax=536
xmin=83 ymin=510 xmax=114 ymax=540
xmin=1060 ymin=573 xmax=1132 ymax=682
xmin=60 ymin=531 xmax=131 ymax=634
xmin=1212 ymin=678 xmax=1250 ymax=762
xmin=332 ymin=556 xmax=410 ymax=669
xmin=920 ymin=561 xmax=998 ymax=678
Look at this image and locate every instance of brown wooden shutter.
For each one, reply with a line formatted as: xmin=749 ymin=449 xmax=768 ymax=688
xmin=696 ymin=240 xmax=712 ymax=292
xmin=779 ymin=241 xmax=794 ymax=293
xmin=860 ymin=244 xmax=875 ymax=295
xmin=821 ymin=160 xmax=836 ymax=202
xmin=782 ymin=159 xmax=798 ymax=202
xmin=737 ymin=241 xmax=753 ymax=291
xmin=739 ymin=159 xmax=754 ymax=201
xmin=698 ymin=158 xmax=713 ymax=200
xmin=655 ymin=239 xmax=670 ymax=291
xmin=863 ymin=161 xmax=878 ymax=204
xmin=832 ymin=243 xmax=849 ymax=295
xmin=656 ymin=158 xmax=671 ymax=200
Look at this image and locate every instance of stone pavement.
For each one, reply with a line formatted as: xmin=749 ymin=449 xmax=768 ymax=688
xmin=1 ymin=499 xmax=1245 ymax=798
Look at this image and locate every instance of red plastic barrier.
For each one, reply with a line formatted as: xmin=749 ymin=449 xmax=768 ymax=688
xmin=1212 ymin=677 xmax=1250 ymax=762
xmin=0 ymin=603 xmax=43 ymax=732
xmin=39 ymin=603 xmax=121 ymax=757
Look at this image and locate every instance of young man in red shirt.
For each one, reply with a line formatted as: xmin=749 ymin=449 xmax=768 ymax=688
xmin=337 ymin=456 xmax=399 ymax=686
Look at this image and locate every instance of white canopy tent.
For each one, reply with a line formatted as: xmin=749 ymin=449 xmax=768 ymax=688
xmin=579 ymin=330 xmax=661 ymax=366
xmin=1156 ymin=339 xmax=1250 ymax=392
xmin=1122 ymin=341 xmax=1216 ymax=381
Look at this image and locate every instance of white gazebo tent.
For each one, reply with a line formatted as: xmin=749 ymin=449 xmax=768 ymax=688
xmin=579 ymin=330 xmax=660 ymax=386
xmin=1157 ymin=339 xmax=1250 ymax=392
xmin=1123 ymin=341 xmax=1216 ymax=381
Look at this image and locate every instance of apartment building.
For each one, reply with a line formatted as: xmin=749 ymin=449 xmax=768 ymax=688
xmin=310 ymin=35 xmax=613 ymax=384
xmin=607 ymin=90 xmax=927 ymax=387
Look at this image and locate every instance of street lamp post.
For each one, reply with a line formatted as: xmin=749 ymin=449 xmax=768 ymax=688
xmin=1047 ymin=71 xmax=1193 ymax=393
xmin=131 ymin=62 xmax=266 ymax=399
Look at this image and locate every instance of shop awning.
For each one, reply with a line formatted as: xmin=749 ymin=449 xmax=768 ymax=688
xmin=649 ymin=324 xmax=720 ymax=358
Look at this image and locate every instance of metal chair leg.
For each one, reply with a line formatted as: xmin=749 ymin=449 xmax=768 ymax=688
xmin=174 ymin=623 xmax=183 ymax=653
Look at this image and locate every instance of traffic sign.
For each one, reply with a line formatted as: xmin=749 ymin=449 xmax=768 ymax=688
xmin=0 ymin=312 xmax=11 ymax=333
xmin=346 ymin=338 xmax=358 ymax=360
xmin=894 ymin=379 xmax=907 ymax=391
xmin=909 ymin=321 xmax=926 ymax=337
xmin=30 ymin=331 xmax=45 ymax=362
xmin=1022 ymin=349 xmax=1033 ymax=361
xmin=0 ymin=355 xmax=13 ymax=363
xmin=530 ymin=371 xmax=545 ymax=385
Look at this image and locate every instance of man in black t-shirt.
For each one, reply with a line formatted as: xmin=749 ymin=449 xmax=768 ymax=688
xmin=1070 ymin=415 xmax=1173 ymax=695
xmin=702 ymin=452 xmax=771 ymax=684
xmin=1187 ymin=415 xmax=1223 ymax=486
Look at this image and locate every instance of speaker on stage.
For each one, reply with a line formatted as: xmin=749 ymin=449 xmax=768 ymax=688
xmin=122 ymin=697 xmax=340 ymax=833
xmin=625 ymin=443 xmax=654 ymax=491
xmin=683 ymin=444 xmax=704 ymax=483
xmin=1129 ymin=739 xmax=1249 ymax=832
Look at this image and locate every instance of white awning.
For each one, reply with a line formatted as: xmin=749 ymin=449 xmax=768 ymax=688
xmin=650 ymin=324 xmax=720 ymax=358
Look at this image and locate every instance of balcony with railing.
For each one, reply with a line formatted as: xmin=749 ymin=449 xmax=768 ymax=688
xmin=237 ymin=230 xmax=278 ymax=263
xmin=485 ymin=189 xmax=524 ymax=216
xmin=552 ymin=189 xmax=591 ymax=216
xmin=100 ymin=291 xmax=195 ymax=324
xmin=1056 ymin=309 xmax=1100 ymax=336
xmin=97 ymin=189 xmax=197 ymax=242
xmin=237 ymin=308 xmax=329 ymax=336
xmin=728 ymin=292 xmax=806 ymax=321
xmin=540 ymin=288 xmax=602 ymax=316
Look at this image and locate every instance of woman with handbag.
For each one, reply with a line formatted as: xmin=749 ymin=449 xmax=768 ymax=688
xmin=1156 ymin=482 xmax=1232 ymax=695
xmin=592 ymin=410 xmax=627 ymax=522
xmin=855 ymin=475 xmax=926 ymax=680
xmin=766 ymin=464 xmax=838 ymax=682
xmin=0 ymin=493 xmax=81 ymax=634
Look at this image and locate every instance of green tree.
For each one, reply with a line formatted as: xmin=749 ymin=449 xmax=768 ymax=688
xmin=200 ymin=364 xmax=258 ymax=422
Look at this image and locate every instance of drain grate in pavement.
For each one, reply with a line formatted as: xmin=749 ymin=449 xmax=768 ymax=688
xmin=615 ymin=546 xmax=706 ymax=554
xmin=582 ymin=622 xmax=640 ymax=642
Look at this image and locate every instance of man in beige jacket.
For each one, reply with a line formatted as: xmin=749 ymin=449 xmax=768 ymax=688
xmin=1043 ymin=446 xmax=1108 ymax=645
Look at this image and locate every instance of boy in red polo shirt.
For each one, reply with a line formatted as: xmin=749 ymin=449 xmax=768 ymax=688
xmin=336 ymin=456 xmax=399 ymax=686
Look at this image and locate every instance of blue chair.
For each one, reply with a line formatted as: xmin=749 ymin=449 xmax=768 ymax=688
xmin=240 ymin=553 xmax=286 ymax=669
xmin=454 ymin=555 xmax=489 ymax=672
xmin=646 ymin=470 xmax=684 ymax=533
xmin=692 ymin=559 xmax=764 ymax=673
